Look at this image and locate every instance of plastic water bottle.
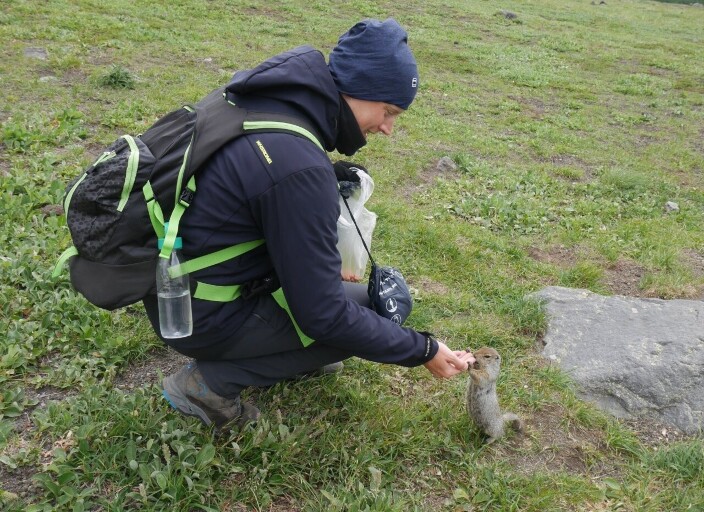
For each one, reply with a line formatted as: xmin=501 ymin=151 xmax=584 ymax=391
xmin=156 ymin=235 xmax=192 ymax=338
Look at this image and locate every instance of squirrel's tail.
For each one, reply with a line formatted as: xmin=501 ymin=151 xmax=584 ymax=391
xmin=502 ymin=412 xmax=524 ymax=433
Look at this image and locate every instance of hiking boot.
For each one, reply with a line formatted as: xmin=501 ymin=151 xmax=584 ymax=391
xmin=294 ymin=361 xmax=344 ymax=380
xmin=162 ymin=363 xmax=260 ymax=429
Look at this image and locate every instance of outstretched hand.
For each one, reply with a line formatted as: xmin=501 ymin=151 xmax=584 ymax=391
xmin=423 ymin=341 xmax=475 ymax=379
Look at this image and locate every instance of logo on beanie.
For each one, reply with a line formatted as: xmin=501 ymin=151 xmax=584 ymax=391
xmin=411 ymin=77 xmax=418 ymax=88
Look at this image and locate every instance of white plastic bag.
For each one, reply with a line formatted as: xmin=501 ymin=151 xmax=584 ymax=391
xmin=337 ymin=171 xmax=377 ymax=282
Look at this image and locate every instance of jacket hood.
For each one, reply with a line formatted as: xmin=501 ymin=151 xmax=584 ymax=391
xmin=226 ymin=46 xmax=340 ymax=151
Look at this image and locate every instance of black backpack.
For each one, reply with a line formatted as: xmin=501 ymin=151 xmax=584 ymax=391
xmin=53 ymin=85 xmax=324 ymax=311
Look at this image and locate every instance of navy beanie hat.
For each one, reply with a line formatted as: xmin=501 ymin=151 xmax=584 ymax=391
xmin=329 ymin=18 xmax=419 ymax=110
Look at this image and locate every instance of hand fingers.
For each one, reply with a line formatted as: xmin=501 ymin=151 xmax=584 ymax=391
xmin=460 ymin=352 xmax=476 ymax=365
xmin=440 ymin=357 xmax=469 ymax=377
xmin=456 ymin=349 xmax=476 ymax=365
xmin=439 ymin=353 xmax=476 ymax=378
xmin=426 ymin=342 xmax=474 ymax=378
xmin=428 ymin=361 xmax=462 ymax=379
xmin=448 ymin=355 xmax=468 ymax=372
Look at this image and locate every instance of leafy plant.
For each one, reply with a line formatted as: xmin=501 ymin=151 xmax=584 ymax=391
xmin=98 ymin=65 xmax=136 ymax=89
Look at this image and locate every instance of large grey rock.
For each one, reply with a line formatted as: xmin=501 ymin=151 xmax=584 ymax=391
xmin=530 ymin=286 xmax=704 ymax=435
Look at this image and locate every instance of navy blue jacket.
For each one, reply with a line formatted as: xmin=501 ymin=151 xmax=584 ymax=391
xmin=178 ymin=46 xmax=438 ymax=367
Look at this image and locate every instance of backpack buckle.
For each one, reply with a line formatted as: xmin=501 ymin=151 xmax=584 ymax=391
xmin=179 ymin=188 xmax=195 ymax=207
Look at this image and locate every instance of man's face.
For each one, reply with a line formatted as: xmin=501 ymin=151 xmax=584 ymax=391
xmin=343 ymin=96 xmax=404 ymax=138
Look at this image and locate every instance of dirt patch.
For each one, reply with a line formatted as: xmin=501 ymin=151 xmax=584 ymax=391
xmin=239 ymin=5 xmax=290 ymax=22
xmin=399 ymin=156 xmax=461 ymax=201
xmin=493 ymin=402 xmax=621 ymax=479
xmin=57 ymin=68 xmax=89 ymax=89
xmin=410 ymin=276 xmax=451 ymax=296
xmin=528 ymin=245 xmax=654 ymax=297
xmin=682 ymin=249 xmax=704 ymax=278
xmin=601 ymin=258 xmax=649 ymax=297
xmin=113 ymin=347 xmax=190 ymax=391
xmin=16 ymin=348 xmax=187 ymax=420
xmin=422 ymin=494 xmax=450 ymax=511
xmin=0 ymin=463 xmax=39 ymax=502
xmin=682 ymin=249 xmax=704 ymax=300
xmin=507 ymin=94 xmax=549 ymax=119
xmin=0 ymin=159 xmax=11 ymax=178
xmin=633 ymin=133 xmax=656 ymax=149
xmin=217 ymin=495 xmax=301 ymax=512
xmin=545 ymin=154 xmax=596 ymax=182
xmin=621 ymin=417 xmax=689 ymax=448
xmin=0 ymin=402 xmax=54 ymax=500
xmin=22 ymin=385 xmax=75 ymax=410
xmin=604 ymin=251 xmax=704 ymax=300
xmin=528 ymin=244 xmax=581 ymax=267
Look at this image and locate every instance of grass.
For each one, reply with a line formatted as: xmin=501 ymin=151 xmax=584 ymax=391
xmin=1 ymin=0 xmax=703 ymax=510
xmin=97 ymin=65 xmax=136 ymax=89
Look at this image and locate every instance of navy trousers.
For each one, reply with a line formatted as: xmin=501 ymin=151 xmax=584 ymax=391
xmin=144 ymin=282 xmax=370 ymax=398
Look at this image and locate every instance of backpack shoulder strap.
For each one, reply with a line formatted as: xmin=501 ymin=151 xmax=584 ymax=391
xmin=186 ymin=87 xmax=247 ymax=172
xmin=187 ymin=88 xmax=325 ymax=172
xmin=243 ymin=112 xmax=324 ymax=152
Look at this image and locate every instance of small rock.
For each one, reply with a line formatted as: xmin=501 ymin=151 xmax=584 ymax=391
xmin=39 ymin=76 xmax=58 ymax=83
xmin=500 ymin=10 xmax=518 ymax=20
xmin=436 ymin=156 xmax=457 ymax=173
xmin=40 ymin=204 xmax=64 ymax=217
xmin=664 ymin=201 xmax=679 ymax=213
xmin=24 ymin=47 xmax=48 ymax=60
xmin=203 ymin=57 xmax=213 ymax=63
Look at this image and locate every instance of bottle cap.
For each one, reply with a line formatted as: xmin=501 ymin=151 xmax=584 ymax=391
xmin=157 ymin=237 xmax=183 ymax=250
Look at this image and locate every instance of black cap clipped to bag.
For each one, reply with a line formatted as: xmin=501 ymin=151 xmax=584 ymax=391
xmin=367 ymin=263 xmax=413 ymax=325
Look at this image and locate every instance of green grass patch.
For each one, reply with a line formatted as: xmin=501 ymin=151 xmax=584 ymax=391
xmin=97 ymin=65 xmax=136 ymax=89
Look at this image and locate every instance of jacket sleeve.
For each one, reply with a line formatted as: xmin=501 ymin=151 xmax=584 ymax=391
xmin=253 ymin=161 xmax=438 ymax=366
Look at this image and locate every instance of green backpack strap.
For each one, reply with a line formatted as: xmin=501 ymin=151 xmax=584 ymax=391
xmin=143 ymin=181 xmax=165 ymax=239
xmin=243 ymin=120 xmax=323 ymax=151
xmin=271 ymin=288 xmax=315 ymax=347
xmin=187 ymin=281 xmax=315 ymax=347
xmin=159 ymin=177 xmax=195 ymax=260
xmin=168 ymin=239 xmax=265 ymax=278
xmin=193 ymin=282 xmax=243 ymax=302
xmin=52 ymin=246 xmax=79 ymax=278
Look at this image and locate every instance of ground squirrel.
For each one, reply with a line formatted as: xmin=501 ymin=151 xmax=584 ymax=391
xmin=465 ymin=347 xmax=524 ymax=444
